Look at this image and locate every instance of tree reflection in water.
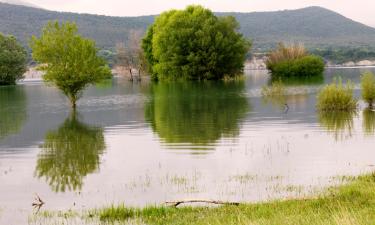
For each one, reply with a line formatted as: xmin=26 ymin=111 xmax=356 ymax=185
xmin=363 ymin=108 xmax=375 ymax=136
xmin=145 ymin=81 xmax=250 ymax=147
xmin=318 ymin=110 xmax=357 ymax=141
xmin=0 ymin=86 xmax=27 ymax=140
xmin=35 ymin=113 xmax=105 ymax=192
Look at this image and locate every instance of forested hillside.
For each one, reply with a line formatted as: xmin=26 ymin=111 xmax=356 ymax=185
xmin=1 ymin=3 xmax=375 ymax=55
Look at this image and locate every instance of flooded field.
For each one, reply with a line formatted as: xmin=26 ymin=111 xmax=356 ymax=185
xmin=1 ymin=68 xmax=375 ymax=224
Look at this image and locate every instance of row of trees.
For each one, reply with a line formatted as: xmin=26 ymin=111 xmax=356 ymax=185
xmin=1 ymin=5 xmax=251 ymax=109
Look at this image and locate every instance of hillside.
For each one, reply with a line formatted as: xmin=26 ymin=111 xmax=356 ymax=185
xmin=1 ymin=3 xmax=375 ymax=52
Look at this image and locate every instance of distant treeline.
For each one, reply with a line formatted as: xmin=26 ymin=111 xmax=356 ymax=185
xmin=311 ymin=47 xmax=375 ymax=64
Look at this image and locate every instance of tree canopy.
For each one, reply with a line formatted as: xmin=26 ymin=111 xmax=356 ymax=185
xmin=0 ymin=33 xmax=27 ymax=85
xmin=142 ymin=5 xmax=251 ymax=80
xmin=30 ymin=21 xmax=112 ymax=108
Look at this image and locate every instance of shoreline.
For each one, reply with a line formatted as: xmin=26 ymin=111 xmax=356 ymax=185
xmin=29 ymin=173 xmax=375 ymax=225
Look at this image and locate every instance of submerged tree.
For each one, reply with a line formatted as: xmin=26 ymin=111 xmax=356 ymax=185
xmin=142 ymin=5 xmax=251 ymax=80
xmin=35 ymin=113 xmax=105 ymax=192
xmin=144 ymin=81 xmax=250 ymax=147
xmin=0 ymin=33 xmax=27 ymax=85
xmin=30 ymin=21 xmax=112 ymax=109
xmin=115 ymin=30 xmax=145 ymax=81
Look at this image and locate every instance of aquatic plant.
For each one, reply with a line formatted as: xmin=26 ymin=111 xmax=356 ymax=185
xmin=317 ymin=78 xmax=357 ymax=111
xmin=266 ymin=43 xmax=324 ymax=78
xmin=261 ymin=79 xmax=287 ymax=108
xmin=361 ymin=72 xmax=375 ymax=108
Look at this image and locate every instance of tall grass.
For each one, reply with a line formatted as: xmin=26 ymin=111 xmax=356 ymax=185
xmin=266 ymin=43 xmax=307 ymax=66
xmin=361 ymin=72 xmax=375 ymax=108
xmin=317 ymin=78 xmax=357 ymax=111
xmin=266 ymin=43 xmax=325 ymax=78
xmin=92 ymin=173 xmax=375 ymax=225
xmin=261 ymin=79 xmax=287 ymax=108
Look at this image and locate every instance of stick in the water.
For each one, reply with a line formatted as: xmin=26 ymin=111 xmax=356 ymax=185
xmin=165 ymin=199 xmax=240 ymax=207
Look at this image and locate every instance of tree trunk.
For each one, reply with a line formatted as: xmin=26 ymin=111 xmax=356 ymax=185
xmin=70 ymin=95 xmax=77 ymax=110
xmin=129 ymin=68 xmax=133 ymax=81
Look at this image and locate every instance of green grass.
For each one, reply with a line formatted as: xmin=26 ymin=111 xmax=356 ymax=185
xmin=93 ymin=173 xmax=375 ymax=225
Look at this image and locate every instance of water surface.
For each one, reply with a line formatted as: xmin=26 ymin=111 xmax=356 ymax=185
xmin=1 ymin=68 xmax=375 ymax=224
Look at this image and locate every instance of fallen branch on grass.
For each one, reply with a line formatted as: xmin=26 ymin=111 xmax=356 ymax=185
xmin=165 ymin=199 xmax=240 ymax=207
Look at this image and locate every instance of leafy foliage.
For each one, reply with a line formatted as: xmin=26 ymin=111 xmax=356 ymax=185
xmin=30 ymin=21 xmax=112 ymax=108
xmin=266 ymin=44 xmax=325 ymax=78
xmin=142 ymin=5 xmax=251 ymax=80
xmin=0 ymin=33 xmax=27 ymax=85
xmin=35 ymin=113 xmax=105 ymax=193
xmin=361 ymin=72 xmax=375 ymax=108
xmin=317 ymin=78 xmax=357 ymax=111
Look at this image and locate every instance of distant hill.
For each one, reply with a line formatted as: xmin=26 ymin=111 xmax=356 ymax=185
xmin=1 ymin=3 xmax=375 ymax=52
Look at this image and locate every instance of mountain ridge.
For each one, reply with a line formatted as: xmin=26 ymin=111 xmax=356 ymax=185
xmin=1 ymin=3 xmax=375 ymax=52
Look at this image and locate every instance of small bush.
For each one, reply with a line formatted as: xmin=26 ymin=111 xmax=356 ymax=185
xmin=261 ymin=80 xmax=287 ymax=108
xmin=317 ymin=78 xmax=357 ymax=111
xmin=361 ymin=72 xmax=375 ymax=108
xmin=266 ymin=43 xmax=324 ymax=78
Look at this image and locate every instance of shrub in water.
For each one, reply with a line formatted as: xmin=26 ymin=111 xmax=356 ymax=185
xmin=317 ymin=78 xmax=357 ymax=111
xmin=261 ymin=79 xmax=287 ymax=108
xmin=266 ymin=43 xmax=324 ymax=78
xmin=361 ymin=72 xmax=375 ymax=108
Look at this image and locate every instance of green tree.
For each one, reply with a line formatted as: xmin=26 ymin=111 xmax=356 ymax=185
xmin=35 ymin=113 xmax=105 ymax=192
xmin=142 ymin=5 xmax=251 ymax=80
xmin=361 ymin=72 xmax=375 ymax=108
xmin=0 ymin=33 xmax=27 ymax=85
xmin=30 ymin=21 xmax=112 ymax=109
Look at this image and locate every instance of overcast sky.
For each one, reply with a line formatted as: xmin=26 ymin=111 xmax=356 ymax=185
xmin=26 ymin=0 xmax=375 ymax=27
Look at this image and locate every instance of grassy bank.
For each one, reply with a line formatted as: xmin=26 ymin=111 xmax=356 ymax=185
xmin=93 ymin=174 xmax=375 ymax=225
xmin=31 ymin=173 xmax=375 ymax=225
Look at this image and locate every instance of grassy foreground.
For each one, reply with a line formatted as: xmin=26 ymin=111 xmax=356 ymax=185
xmin=94 ymin=174 xmax=375 ymax=225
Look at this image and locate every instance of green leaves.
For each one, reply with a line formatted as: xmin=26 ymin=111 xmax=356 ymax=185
xmin=142 ymin=5 xmax=251 ymax=80
xmin=0 ymin=34 xmax=27 ymax=85
xmin=30 ymin=21 xmax=112 ymax=108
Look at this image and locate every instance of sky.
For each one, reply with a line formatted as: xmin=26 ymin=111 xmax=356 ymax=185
xmin=24 ymin=0 xmax=375 ymax=27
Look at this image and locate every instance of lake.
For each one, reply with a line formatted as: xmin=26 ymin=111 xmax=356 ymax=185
xmin=1 ymin=68 xmax=375 ymax=224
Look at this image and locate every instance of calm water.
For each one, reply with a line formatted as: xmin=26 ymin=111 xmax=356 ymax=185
xmin=1 ymin=68 xmax=375 ymax=224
